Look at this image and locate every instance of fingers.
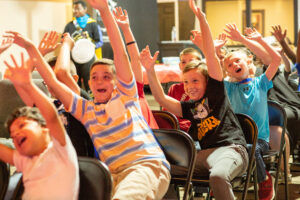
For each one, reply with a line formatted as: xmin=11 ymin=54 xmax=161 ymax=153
xmin=153 ymin=51 xmax=159 ymax=61
xmin=10 ymin=54 xmax=19 ymax=68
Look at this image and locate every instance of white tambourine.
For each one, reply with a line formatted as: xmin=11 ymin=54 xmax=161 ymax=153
xmin=71 ymin=39 xmax=95 ymax=64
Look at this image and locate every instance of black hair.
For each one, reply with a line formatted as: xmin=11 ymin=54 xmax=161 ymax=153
xmin=74 ymin=0 xmax=87 ymax=9
xmin=5 ymin=106 xmax=46 ymax=133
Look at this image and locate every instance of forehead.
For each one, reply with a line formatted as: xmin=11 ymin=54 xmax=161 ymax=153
xmin=225 ymin=52 xmax=246 ymax=62
xmin=90 ymin=64 xmax=114 ymax=75
xmin=74 ymin=3 xmax=85 ymax=9
xmin=183 ymin=68 xmax=206 ymax=80
xmin=10 ymin=117 xmax=35 ymax=131
xmin=180 ymin=53 xmax=199 ymax=61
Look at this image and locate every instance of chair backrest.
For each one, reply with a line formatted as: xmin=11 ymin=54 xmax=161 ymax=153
xmin=78 ymin=156 xmax=113 ymax=200
xmin=0 ymin=161 xmax=9 ymax=200
xmin=152 ymin=129 xmax=196 ymax=200
xmin=152 ymin=110 xmax=179 ymax=129
xmin=235 ymin=113 xmax=258 ymax=200
xmin=0 ymin=79 xmax=49 ymax=138
xmin=236 ymin=113 xmax=258 ymax=145
xmin=267 ymin=100 xmax=288 ymax=198
xmin=268 ymin=100 xmax=287 ymax=129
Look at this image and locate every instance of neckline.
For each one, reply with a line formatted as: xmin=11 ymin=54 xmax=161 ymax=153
xmin=238 ymin=78 xmax=253 ymax=84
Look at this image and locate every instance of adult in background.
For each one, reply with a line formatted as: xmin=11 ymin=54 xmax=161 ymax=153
xmin=64 ymin=0 xmax=103 ymax=92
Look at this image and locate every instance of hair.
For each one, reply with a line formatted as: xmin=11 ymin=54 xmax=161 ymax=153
xmin=46 ymin=56 xmax=77 ymax=76
xmin=223 ymin=48 xmax=252 ymax=69
xmin=182 ymin=60 xmax=208 ymax=80
xmin=90 ymin=58 xmax=116 ymax=75
xmin=179 ymin=48 xmax=202 ymax=60
xmin=5 ymin=106 xmax=47 ymax=132
xmin=74 ymin=0 xmax=87 ymax=9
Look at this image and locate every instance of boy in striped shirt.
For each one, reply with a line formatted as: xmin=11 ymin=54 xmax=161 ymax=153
xmin=8 ymin=0 xmax=170 ymax=199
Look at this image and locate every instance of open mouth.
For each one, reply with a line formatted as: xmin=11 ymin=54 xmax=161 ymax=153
xmin=235 ymin=68 xmax=242 ymax=73
xmin=17 ymin=136 xmax=27 ymax=147
xmin=97 ymin=88 xmax=107 ymax=93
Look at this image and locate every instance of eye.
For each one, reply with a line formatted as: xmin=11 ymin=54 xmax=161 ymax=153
xmin=104 ymin=75 xmax=111 ymax=80
xmin=91 ymin=76 xmax=97 ymax=80
xmin=183 ymin=80 xmax=188 ymax=84
xmin=192 ymin=79 xmax=198 ymax=83
xmin=236 ymin=59 xmax=240 ymax=63
xmin=18 ymin=122 xmax=25 ymax=129
xmin=228 ymin=63 xmax=232 ymax=68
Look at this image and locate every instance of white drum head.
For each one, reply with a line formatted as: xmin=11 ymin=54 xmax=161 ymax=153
xmin=71 ymin=39 xmax=95 ymax=64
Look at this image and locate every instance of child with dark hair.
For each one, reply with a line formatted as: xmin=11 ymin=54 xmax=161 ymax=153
xmin=5 ymin=0 xmax=171 ymax=199
xmin=0 ymin=52 xmax=79 ymax=200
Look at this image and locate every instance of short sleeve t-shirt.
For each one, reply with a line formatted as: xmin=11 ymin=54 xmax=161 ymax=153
xmin=13 ymin=135 xmax=79 ymax=200
xmin=181 ymin=77 xmax=247 ymax=150
xmin=224 ymin=74 xmax=273 ymax=142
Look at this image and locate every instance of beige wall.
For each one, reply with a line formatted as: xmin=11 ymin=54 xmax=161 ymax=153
xmin=0 ymin=0 xmax=72 ymax=75
xmin=206 ymin=0 xmax=294 ymax=45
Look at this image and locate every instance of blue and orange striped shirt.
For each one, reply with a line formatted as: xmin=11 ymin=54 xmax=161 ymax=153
xmin=66 ymin=77 xmax=169 ymax=172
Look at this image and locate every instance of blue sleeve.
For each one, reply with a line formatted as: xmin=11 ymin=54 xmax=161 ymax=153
xmin=259 ymin=73 xmax=273 ymax=92
xmin=95 ymin=25 xmax=103 ymax=49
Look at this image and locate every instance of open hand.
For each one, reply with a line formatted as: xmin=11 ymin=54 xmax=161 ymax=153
xmin=190 ymin=30 xmax=203 ymax=51
xmin=189 ymin=0 xmax=205 ymax=19
xmin=245 ymin=27 xmax=262 ymax=41
xmin=271 ymin=25 xmax=286 ymax=42
xmin=113 ymin=7 xmax=129 ymax=30
xmin=38 ymin=31 xmax=60 ymax=56
xmin=139 ymin=45 xmax=159 ymax=71
xmin=214 ymin=33 xmax=227 ymax=52
xmin=3 ymin=31 xmax=34 ymax=49
xmin=3 ymin=53 xmax=33 ymax=85
xmin=224 ymin=23 xmax=244 ymax=42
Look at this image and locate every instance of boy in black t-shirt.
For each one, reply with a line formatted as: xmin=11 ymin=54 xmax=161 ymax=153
xmin=140 ymin=1 xmax=248 ymax=199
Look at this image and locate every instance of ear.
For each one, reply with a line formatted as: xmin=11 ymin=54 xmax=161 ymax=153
xmin=72 ymin=74 xmax=79 ymax=83
xmin=246 ymin=55 xmax=253 ymax=65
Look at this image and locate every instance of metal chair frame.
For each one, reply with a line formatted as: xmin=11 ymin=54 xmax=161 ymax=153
xmin=152 ymin=128 xmax=197 ymax=200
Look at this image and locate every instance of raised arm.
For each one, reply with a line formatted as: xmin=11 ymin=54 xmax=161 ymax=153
xmin=38 ymin=31 xmax=60 ymax=57
xmin=271 ymin=25 xmax=296 ymax=64
xmin=140 ymin=46 xmax=182 ymax=117
xmin=54 ymin=33 xmax=80 ymax=95
xmin=224 ymin=23 xmax=272 ymax=65
xmin=113 ymin=7 xmax=143 ymax=83
xmin=4 ymin=53 xmax=66 ymax=145
xmin=0 ymin=144 xmax=14 ymax=165
xmin=4 ymin=31 xmax=74 ymax=111
xmin=245 ymin=28 xmax=281 ymax=80
xmin=87 ymin=0 xmax=132 ymax=83
xmin=189 ymin=0 xmax=222 ymax=81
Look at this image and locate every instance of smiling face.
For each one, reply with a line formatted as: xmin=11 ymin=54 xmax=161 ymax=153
xmin=89 ymin=64 xmax=116 ymax=104
xmin=10 ymin=117 xmax=49 ymax=157
xmin=183 ymin=68 xmax=207 ymax=101
xmin=73 ymin=3 xmax=87 ymax=18
xmin=224 ymin=51 xmax=251 ymax=81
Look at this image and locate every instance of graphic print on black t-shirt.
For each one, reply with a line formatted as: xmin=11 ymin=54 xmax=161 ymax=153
xmin=191 ymin=98 xmax=220 ymax=140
